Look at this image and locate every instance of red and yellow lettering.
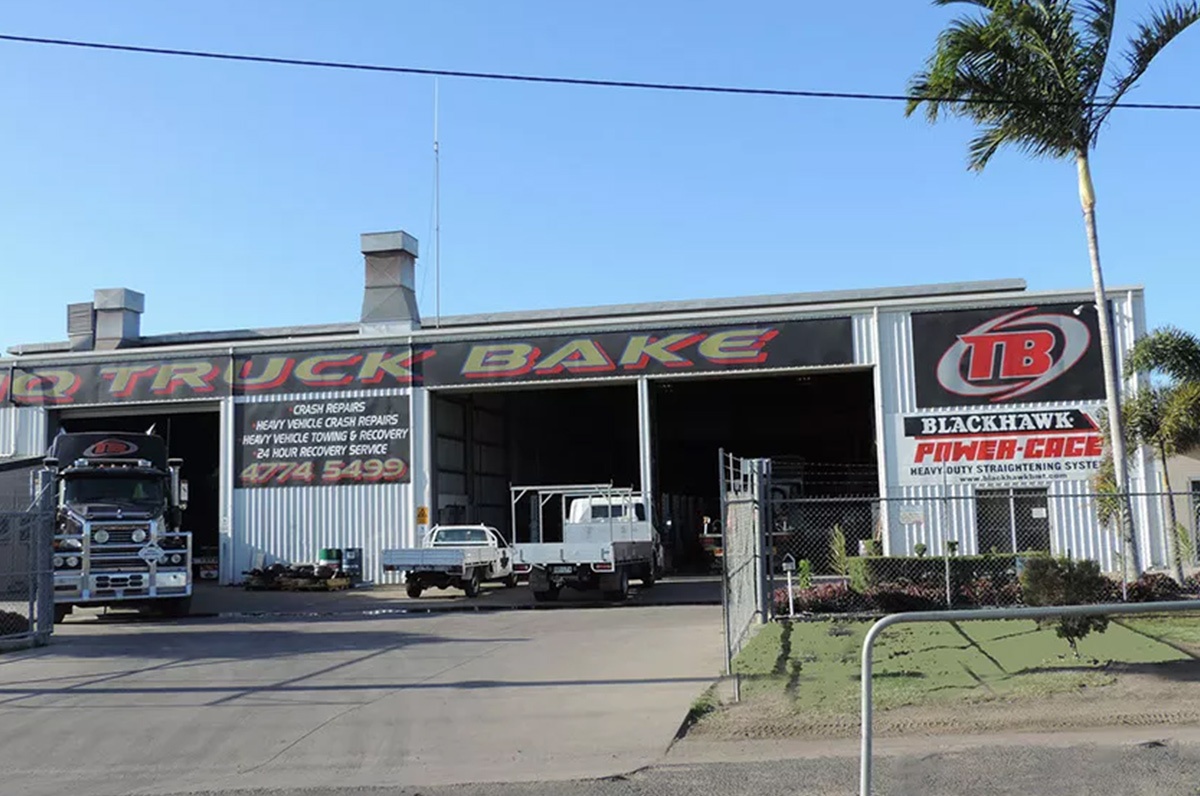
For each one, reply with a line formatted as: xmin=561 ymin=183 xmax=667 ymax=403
xmin=462 ymin=343 xmax=539 ymax=378
xmin=978 ymin=439 xmax=998 ymax=460
xmin=618 ymin=333 xmax=704 ymax=369
xmin=698 ymin=328 xmax=779 ymax=365
xmin=534 ymin=340 xmax=616 ymax=375
xmin=1085 ymin=435 xmax=1103 ymax=457
xmin=1026 ymin=438 xmax=1045 ymax=458
xmin=12 ymin=370 xmax=82 ymax=405
xmin=150 ymin=362 xmax=220 ymax=396
xmin=234 ymin=357 xmax=295 ymax=391
xmin=100 ymin=364 xmax=159 ymax=399
xmin=358 ymin=350 xmax=433 ymax=384
xmin=295 ymin=354 xmax=362 ymax=387
xmin=952 ymin=440 xmax=978 ymax=461
xmin=1065 ymin=436 xmax=1087 ymax=457
xmin=997 ymin=438 xmax=1018 ymax=460
xmin=1044 ymin=437 xmax=1066 ymax=458
xmin=914 ymin=442 xmax=935 ymax=463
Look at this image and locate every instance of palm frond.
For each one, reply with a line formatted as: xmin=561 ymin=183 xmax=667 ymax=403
xmin=1123 ymin=325 xmax=1200 ymax=382
xmin=1076 ymin=0 xmax=1117 ymax=106
xmin=1092 ymin=2 xmax=1200 ymax=135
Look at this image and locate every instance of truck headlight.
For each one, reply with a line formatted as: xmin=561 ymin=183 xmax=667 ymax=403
xmin=53 ymin=555 xmax=64 ymax=568
xmin=93 ymin=529 xmax=110 ymax=544
xmin=170 ymin=553 xmax=182 ymax=564
xmin=66 ymin=555 xmax=80 ymax=568
xmin=132 ymin=529 xmax=147 ymax=543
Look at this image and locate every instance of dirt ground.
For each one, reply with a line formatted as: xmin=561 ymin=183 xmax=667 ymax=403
xmin=692 ymin=658 xmax=1200 ymax=740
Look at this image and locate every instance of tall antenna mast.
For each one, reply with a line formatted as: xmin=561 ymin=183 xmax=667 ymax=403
xmin=433 ymin=78 xmax=441 ymax=328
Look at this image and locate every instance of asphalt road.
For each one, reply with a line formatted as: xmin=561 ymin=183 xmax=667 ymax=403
xmin=0 ymin=604 xmax=723 ymax=796
xmin=170 ymin=733 xmax=1200 ymax=795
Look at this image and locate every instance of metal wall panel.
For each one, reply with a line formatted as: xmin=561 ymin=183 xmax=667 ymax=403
xmin=852 ymin=311 xmax=876 ymax=366
xmin=0 ymin=406 xmax=47 ymax=460
xmin=231 ymin=388 xmax=414 ymax=584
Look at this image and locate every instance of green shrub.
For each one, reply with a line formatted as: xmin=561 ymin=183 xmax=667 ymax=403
xmin=830 ymin=524 xmax=850 ymax=578
xmin=797 ymin=558 xmax=813 ymax=590
xmin=850 ymin=552 xmax=1046 ymax=591
xmin=914 ymin=542 xmax=928 ymax=558
xmin=1019 ymin=557 xmax=1111 ymax=655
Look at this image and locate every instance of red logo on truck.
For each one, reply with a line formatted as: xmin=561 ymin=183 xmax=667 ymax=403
xmin=935 ymin=307 xmax=1091 ymax=402
xmin=82 ymin=439 xmax=138 ymax=457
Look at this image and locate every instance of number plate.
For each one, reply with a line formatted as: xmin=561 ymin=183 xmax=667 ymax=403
xmin=550 ymin=565 xmax=575 ymax=575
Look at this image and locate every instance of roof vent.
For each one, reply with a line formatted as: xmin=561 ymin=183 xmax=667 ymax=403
xmin=93 ymin=288 xmax=144 ymax=350
xmin=67 ymin=302 xmax=95 ymax=351
xmin=360 ymin=231 xmax=420 ymax=334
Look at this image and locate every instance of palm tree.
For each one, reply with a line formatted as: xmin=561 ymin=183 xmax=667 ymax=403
xmin=1124 ymin=327 xmax=1200 ymax=580
xmin=906 ymin=0 xmax=1200 ymax=573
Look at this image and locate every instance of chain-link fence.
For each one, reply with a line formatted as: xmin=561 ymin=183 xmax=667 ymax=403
xmin=0 ymin=511 xmax=54 ymax=649
xmin=767 ymin=491 xmax=1200 ymax=617
xmin=718 ymin=451 xmax=769 ymax=674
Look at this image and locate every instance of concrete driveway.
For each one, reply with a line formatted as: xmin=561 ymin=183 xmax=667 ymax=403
xmin=0 ymin=604 xmax=723 ymax=795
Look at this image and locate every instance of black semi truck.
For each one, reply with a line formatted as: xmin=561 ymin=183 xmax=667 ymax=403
xmin=35 ymin=431 xmax=192 ymax=623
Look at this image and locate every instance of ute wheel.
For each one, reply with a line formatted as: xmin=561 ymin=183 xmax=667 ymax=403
xmin=53 ymin=604 xmax=71 ymax=625
xmin=160 ymin=597 xmax=192 ymax=619
xmin=603 ymin=569 xmax=630 ymax=602
xmin=406 ymin=581 xmax=423 ymax=599
xmin=532 ymin=587 xmax=559 ymax=603
xmin=504 ymin=573 xmax=520 ymax=589
xmin=462 ymin=569 xmax=482 ymax=598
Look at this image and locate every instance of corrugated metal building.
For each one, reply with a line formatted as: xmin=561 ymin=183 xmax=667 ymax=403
xmin=0 ymin=230 xmax=1164 ymax=582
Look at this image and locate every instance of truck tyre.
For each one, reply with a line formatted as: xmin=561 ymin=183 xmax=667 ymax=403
xmin=641 ymin=565 xmax=657 ymax=589
xmin=532 ymin=587 xmax=559 ymax=602
xmin=462 ymin=569 xmax=482 ymax=598
xmin=504 ymin=573 xmax=519 ymax=589
xmin=53 ymin=604 xmax=71 ymax=625
xmin=160 ymin=597 xmax=192 ymax=619
xmin=406 ymin=581 xmax=423 ymax=599
xmin=602 ymin=569 xmax=630 ymax=602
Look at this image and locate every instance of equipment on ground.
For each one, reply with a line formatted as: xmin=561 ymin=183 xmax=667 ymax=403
xmin=35 ymin=431 xmax=192 ymax=623
xmin=381 ymin=524 xmax=518 ymax=598
xmin=511 ymin=484 xmax=663 ymax=602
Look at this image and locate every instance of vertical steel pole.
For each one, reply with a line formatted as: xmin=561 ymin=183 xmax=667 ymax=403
xmin=718 ymin=449 xmax=731 ymax=678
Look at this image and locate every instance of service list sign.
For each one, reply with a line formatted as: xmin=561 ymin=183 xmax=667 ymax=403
xmin=894 ymin=407 xmax=1105 ymax=487
xmin=235 ymin=396 xmax=411 ymax=488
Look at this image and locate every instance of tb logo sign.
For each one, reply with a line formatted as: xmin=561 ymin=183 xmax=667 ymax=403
xmin=935 ymin=307 xmax=1091 ymax=402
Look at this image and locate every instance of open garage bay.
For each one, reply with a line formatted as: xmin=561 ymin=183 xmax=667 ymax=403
xmin=0 ymin=605 xmax=722 ymax=796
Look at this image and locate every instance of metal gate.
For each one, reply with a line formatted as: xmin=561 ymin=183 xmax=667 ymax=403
xmin=718 ymin=451 xmax=770 ymax=676
xmin=0 ymin=510 xmax=54 ymax=649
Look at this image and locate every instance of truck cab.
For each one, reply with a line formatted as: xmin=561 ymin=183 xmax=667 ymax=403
xmin=38 ymin=432 xmax=192 ymax=623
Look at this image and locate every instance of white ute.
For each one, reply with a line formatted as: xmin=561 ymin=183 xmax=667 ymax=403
xmin=511 ymin=484 xmax=663 ymax=602
xmin=382 ymin=524 xmax=518 ymax=598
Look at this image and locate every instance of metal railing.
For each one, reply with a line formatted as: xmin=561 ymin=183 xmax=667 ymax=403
xmin=858 ymin=600 xmax=1200 ymax=796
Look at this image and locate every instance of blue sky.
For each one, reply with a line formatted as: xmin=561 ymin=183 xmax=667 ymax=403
xmin=1 ymin=1 xmax=1198 ymax=351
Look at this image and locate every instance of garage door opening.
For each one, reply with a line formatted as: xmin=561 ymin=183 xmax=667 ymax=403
xmin=55 ymin=409 xmax=221 ymax=579
xmin=652 ymin=370 xmax=878 ymax=572
xmin=432 ymin=384 xmax=639 ymax=543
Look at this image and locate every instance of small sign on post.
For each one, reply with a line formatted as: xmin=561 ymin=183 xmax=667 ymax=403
xmin=781 ymin=553 xmax=797 ymax=617
xmin=416 ymin=506 xmax=429 ymax=525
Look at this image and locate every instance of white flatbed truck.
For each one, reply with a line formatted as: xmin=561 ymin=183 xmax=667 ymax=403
xmin=511 ymin=484 xmax=663 ymax=602
xmin=382 ymin=524 xmax=518 ymax=598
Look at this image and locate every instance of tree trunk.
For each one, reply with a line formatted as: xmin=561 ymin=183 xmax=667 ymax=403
xmin=1077 ymin=152 xmax=1140 ymax=573
xmin=1159 ymin=444 xmax=1185 ymax=582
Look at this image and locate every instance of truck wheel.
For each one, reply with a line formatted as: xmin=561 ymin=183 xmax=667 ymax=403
xmin=53 ymin=604 xmax=71 ymax=625
xmin=160 ymin=597 xmax=192 ymax=619
xmin=504 ymin=573 xmax=519 ymax=589
xmin=603 ymin=569 xmax=630 ymax=602
xmin=532 ymin=587 xmax=559 ymax=602
xmin=641 ymin=564 xmax=657 ymax=589
xmin=406 ymin=582 xmax=423 ymax=599
xmin=463 ymin=569 xmax=482 ymax=598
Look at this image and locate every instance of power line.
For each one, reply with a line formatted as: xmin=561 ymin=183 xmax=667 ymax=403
xmin=3 ymin=33 xmax=1200 ymax=111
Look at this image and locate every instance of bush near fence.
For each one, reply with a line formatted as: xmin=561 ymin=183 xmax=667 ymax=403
xmin=776 ymin=556 xmax=1200 ymax=616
